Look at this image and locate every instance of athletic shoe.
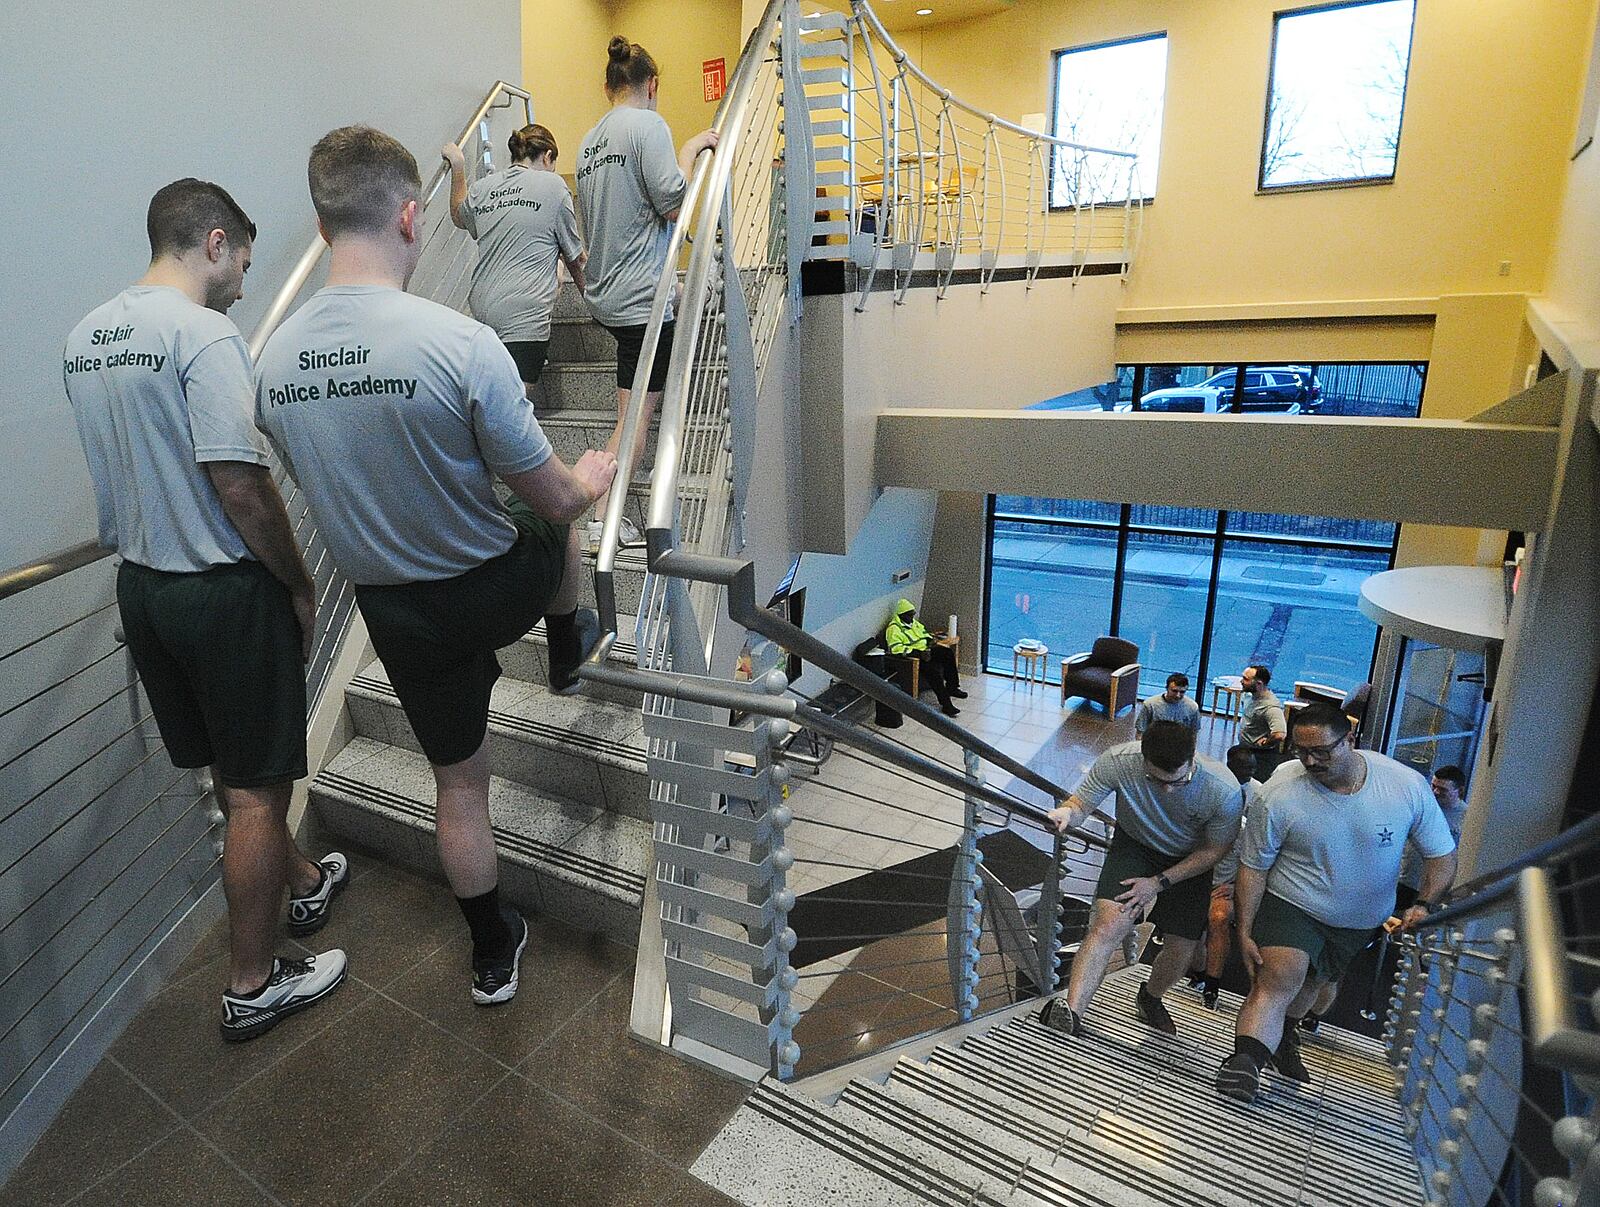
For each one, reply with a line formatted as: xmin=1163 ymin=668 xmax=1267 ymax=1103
xmin=1272 ymin=1026 xmax=1313 ymax=1083
xmin=286 ymin=852 xmax=350 ymax=937
xmin=1216 ymin=1053 xmax=1261 ymax=1103
xmin=548 ymin=607 xmax=601 ymax=696
xmin=1039 ymin=998 xmax=1080 ymax=1036
xmin=1135 ymin=984 xmax=1178 ymax=1035
xmin=587 ymin=516 xmax=643 ymax=552
xmin=940 ymin=704 xmax=961 ymax=717
xmin=472 ymin=910 xmax=530 ymax=1007
xmin=1203 ymin=982 xmax=1221 ymax=1011
xmin=950 ymin=687 xmax=969 ymax=699
xmin=1298 ymin=1011 xmax=1322 ymax=1034
xmin=220 ymin=951 xmax=348 ymax=1043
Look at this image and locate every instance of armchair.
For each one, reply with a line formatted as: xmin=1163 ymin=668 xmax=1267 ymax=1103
xmin=1060 ymin=637 xmax=1141 ymax=716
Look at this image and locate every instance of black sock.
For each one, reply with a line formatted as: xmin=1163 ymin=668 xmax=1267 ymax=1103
xmin=457 ymin=887 xmax=513 ymax=960
xmin=545 ymin=608 xmax=579 ymax=670
xmin=1284 ymin=1013 xmax=1305 ymax=1037
xmin=1234 ymin=1035 xmax=1273 ymax=1068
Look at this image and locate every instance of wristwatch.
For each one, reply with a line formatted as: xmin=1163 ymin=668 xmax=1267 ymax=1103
xmin=1157 ymin=873 xmax=1172 ymax=892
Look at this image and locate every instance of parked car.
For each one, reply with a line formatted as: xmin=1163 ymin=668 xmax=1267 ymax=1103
xmin=1117 ymin=365 xmax=1321 ymax=414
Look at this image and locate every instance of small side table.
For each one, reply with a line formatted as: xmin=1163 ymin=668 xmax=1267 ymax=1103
xmin=1013 ymin=643 xmax=1049 ymax=686
xmin=1210 ymin=675 xmax=1244 ymax=729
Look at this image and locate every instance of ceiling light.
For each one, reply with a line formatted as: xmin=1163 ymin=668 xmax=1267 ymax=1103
xmin=916 ymin=6 xmax=933 ymax=12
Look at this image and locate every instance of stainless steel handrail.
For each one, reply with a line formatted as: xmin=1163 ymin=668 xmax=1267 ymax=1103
xmin=850 ymin=1 xmax=1137 ymax=162
xmin=0 ymin=539 xmax=111 ymax=604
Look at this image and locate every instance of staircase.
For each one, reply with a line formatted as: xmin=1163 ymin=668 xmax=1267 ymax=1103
xmin=693 ymin=968 xmax=1426 ymax=1206
xmin=306 ymin=281 xmax=655 ymax=946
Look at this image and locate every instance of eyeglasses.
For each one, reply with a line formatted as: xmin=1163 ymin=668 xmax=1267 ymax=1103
xmin=1145 ymin=762 xmax=1195 ymax=787
xmin=1295 ymin=736 xmax=1348 ymax=763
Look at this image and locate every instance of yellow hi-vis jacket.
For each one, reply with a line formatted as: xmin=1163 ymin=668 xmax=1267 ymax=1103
xmin=884 ymin=599 xmax=932 ymax=655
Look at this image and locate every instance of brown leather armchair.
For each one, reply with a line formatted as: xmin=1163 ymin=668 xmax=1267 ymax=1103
xmin=1060 ymin=637 xmax=1141 ymax=716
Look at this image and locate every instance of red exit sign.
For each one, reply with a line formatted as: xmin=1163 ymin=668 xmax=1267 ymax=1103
xmin=703 ymin=57 xmax=727 ymax=104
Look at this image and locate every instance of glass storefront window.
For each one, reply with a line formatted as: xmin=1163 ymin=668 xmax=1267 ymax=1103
xmin=1117 ymin=529 xmax=1213 ymax=697
xmin=986 ymin=519 xmax=1114 ymax=673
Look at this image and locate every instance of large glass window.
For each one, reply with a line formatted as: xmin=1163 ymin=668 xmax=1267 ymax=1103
xmin=1260 ymin=0 xmax=1417 ymax=191
xmin=986 ymin=514 xmax=1115 ymax=674
xmin=1118 ymin=529 xmax=1213 ymax=696
xmin=1051 ymin=34 xmax=1168 ymax=207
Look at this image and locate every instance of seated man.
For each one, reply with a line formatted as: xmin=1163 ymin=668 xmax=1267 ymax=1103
xmin=884 ymin=598 xmax=966 ymax=717
xmin=1239 ymin=664 xmax=1288 ymax=775
xmin=1040 ymin=721 xmax=1244 ymax=1037
xmin=1217 ymin=703 xmax=1457 ymax=1101
xmin=1135 ymin=673 xmax=1201 ymax=736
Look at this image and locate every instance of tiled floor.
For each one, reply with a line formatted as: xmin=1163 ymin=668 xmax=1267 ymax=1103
xmin=7 ymin=848 xmax=745 ymax=1207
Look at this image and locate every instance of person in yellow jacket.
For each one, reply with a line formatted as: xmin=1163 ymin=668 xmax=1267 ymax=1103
xmin=884 ymin=599 xmax=966 ymax=716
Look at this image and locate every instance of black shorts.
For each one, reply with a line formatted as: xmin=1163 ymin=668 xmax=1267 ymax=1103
xmin=116 ymin=559 xmax=307 ymax=789
xmin=354 ymin=501 xmax=569 ymax=767
xmin=1093 ymin=830 xmax=1212 ymax=940
xmin=1253 ymin=892 xmax=1381 ymax=983
xmin=604 ymin=320 xmax=675 ymax=392
xmin=503 ymin=339 xmax=549 ymax=385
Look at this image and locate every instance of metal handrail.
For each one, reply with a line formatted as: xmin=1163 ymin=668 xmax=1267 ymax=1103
xmin=3 ymin=81 xmax=533 ymax=608
xmin=1429 ymin=807 xmax=1600 ymax=925
xmin=849 ymin=2 xmax=1137 ymax=162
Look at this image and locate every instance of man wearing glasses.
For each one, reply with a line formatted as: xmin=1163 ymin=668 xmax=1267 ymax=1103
xmin=1217 ymin=702 xmax=1457 ymax=1103
xmin=1041 ymin=721 xmax=1244 ymax=1038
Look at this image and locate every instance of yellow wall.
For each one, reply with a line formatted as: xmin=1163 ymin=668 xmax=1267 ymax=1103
xmin=900 ymin=0 xmax=1591 ymax=312
xmin=522 ymin=0 xmax=740 ymax=160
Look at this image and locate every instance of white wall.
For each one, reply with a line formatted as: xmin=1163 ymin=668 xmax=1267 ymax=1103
xmin=0 ymin=0 xmax=523 ymax=572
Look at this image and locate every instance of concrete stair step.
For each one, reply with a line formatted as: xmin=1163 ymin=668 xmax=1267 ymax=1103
xmin=309 ymin=737 xmax=646 ymax=945
xmin=499 ymin=612 xmax=645 ymax=708
xmin=345 ymin=659 xmax=647 ymax=818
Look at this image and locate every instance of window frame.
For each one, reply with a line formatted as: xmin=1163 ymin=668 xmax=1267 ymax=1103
xmin=1048 ymin=31 xmax=1169 ymax=211
xmin=1256 ymin=0 xmax=1419 ymax=195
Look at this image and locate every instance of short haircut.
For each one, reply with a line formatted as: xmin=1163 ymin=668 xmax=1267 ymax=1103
xmin=509 ymin=123 xmax=559 ymax=164
xmin=1166 ymin=673 xmax=1189 ymax=690
xmin=1291 ymin=701 xmax=1351 ymax=741
xmin=1141 ymin=720 xmax=1196 ymax=774
xmin=308 ymin=126 xmax=422 ymax=239
xmin=146 ymin=179 xmax=256 ymax=259
xmin=606 ymin=35 xmax=660 ymax=94
xmin=1432 ymin=765 xmax=1468 ymax=792
xmin=1226 ymin=743 xmax=1257 ymax=773
xmin=1249 ymin=665 xmax=1272 ymax=686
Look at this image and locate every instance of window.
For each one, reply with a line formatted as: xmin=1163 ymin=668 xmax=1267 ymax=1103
xmin=1260 ymin=0 xmax=1417 ymax=191
xmin=1051 ymin=34 xmax=1168 ymax=207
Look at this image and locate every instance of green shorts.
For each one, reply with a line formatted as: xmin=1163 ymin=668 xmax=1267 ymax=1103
xmin=1253 ymin=892 xmax=1380 ymax=982
xmin=117 ymin=559 xmax=307 ymax=789
xmin=1094 ymin=830 xmax=1211 ymax=941
xmin=355 ymin=501 xmax=568 ymax=767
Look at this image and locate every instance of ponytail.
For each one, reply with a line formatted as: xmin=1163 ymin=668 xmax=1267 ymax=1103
xmin=605 ymin=35 xmax=659 ymax=95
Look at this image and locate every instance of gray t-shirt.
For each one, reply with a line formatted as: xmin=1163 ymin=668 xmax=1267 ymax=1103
xmin=1401 ymin=799 xmax=1468 ymax=890
xmin=1135 ymin=693 xmax=1201 ymax=735
xmin=254 ymin=285 xmax=552 ymax=586
xmin=575 ymin=106 xmax=687 ymax=327
xmin=1212 ymin=779 xmax=1258 ymax=886
xmin=63 ymin=285 xmax=267 ymax=573
xmin=1240 ymin=688 xmax=1287 ymax=746
xmin=460 ymin=165 xmax=583 ymax=343
xmin=1076 ymin=742 xmax=1244 ymax=859
xmin=1241 ymin=752 xmax=1458 ymax=929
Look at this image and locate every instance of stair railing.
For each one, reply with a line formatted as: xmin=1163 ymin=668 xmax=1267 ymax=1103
xmin=579 ymin=0 xmax=1107 ymax=1078
xmin=794 ymin=1 xmax=1143 ymax=308
xmin=1381 ymin=811 xmax=1600 ymax=1207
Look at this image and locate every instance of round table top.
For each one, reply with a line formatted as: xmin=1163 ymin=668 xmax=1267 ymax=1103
xmin=1212 ymin=675 xmax=1243 ymax=690
xmin=1358 ymin=565 xmax=1506 ymax=653
xmin=1014 ymin=643 xmax=1049 ymax=658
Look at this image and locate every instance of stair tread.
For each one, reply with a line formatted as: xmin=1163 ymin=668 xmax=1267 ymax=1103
xmin=315 ymin=737 xmax=648 ymax=898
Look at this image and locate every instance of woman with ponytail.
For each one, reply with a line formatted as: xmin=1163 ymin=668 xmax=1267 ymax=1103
xmin=574 ymin=36 xmax=718 ymax=548
xmin=443 ymin=123 xmax=586 ymax=391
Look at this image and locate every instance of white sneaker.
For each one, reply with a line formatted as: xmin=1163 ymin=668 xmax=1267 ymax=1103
xmin=287 ymin=852 xmax=350 ymax=937
xmin=220 ymin=951 xmax=348 ymax=1043
xmin=588 ymin=517 xmax=643 ymax=551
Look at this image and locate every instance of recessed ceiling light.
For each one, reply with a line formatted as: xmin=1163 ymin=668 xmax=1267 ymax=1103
xmin=916 ymin=6 xmax=933 ymax=13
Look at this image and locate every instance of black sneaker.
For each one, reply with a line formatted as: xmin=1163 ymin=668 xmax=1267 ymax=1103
xmin=1216 ymin=1053 xmax=1261 ymax=1103
xmin=1135 ymin=984 xmax=1178 ymax=1035
xmin=548 ymin=608 xmax=600 ymax=697
xmin=220 ymin=951 xmax=348 ymax=1043
xmin=1298 ymin=1011 xmax=1322 ymax=1034
xmin=287 ymin=852 xmax=350 ymax=937
xmin=1272 ymin=1026 xmax=1313 ymax=1083
xmin=472 ymin=910 xmax=529 ymax=1006
xmin=1039 ymin=998 xmax=1080 ymax=1036
xmin=950 ymin=687 xmax=969 ymax=699
xmin=1202 ymin=982 xmax=1221 ymax=1011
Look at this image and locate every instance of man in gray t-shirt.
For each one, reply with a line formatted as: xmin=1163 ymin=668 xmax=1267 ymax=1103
xmin=64 ymin=179 xmax=348 ymax=1041
xmin=1239 ymin=664 xmax=1287 ymax=771
xmin=259 ymin=126 xmax=617 ymax=1009
xmin=1135 ymin=673 xmax=1201 ymax=736
xmin=1217 ymin=703 xmax=1458 ymax=1104
xmin=1042 ymin=722 xmax=1243 ymax=1038
xmin=575 ymin=92 xmax=718 ymax=548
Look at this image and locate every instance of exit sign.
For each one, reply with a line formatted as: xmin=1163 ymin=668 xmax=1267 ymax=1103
xmin=703 ymin=57 xmax=727 ymax=104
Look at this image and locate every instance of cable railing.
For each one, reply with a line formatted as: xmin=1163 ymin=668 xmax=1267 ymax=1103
xmin=1382 ymin=814 xmax=1599 ymax=1207
xmin=0 ymin=79 xmax=531 ymax=1141
xmin=796 ymin=2 xmax=1142 ymax=307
